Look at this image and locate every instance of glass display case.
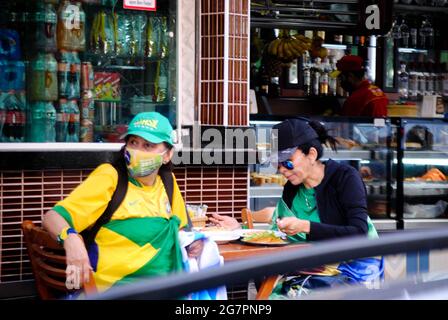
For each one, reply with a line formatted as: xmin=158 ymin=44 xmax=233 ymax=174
xmin=391 ymin=117 xmax=448 ymax=229
xmin=249 ymin=116 xmax=395 ymax=231
xmin=0 ymin=0 xmax=178 ymax=144
xmin=250 ymin=116 xmax=448 ymax=231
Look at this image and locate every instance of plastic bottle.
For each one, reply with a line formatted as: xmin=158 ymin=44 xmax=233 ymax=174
xmin=408 ymin=62 xmax=419 ymax=100
xmin=319 ymin=58 xmax=330 ymax=96
xmin=0 ymin=93 xmax=6 ymax=142
xmin=28 ymin=102 xmax=56 ymax=142
xmin=302 ymin=51 xmax=311 ymax=96
xmin=74 ymin=2 xmax=86 ymax=51
xmin=34 ymin=2 xmax=57 ymax=53
xmin=69 ymin=52 xmax=81 ymax=99
xmin=398 ymin=63 xmax=409 ymax=100
xmin=80 ymin=118 xmax=93 ymax=142
xmin=29 ymin=53 xmax=58 ymax=101
xmin=312 ymin=58 xmax=321 ymax=96
xmin=57 ymin=0 xmax=71 ymax=50
xmin=57 ymin=1 xmax=86 ymax=51
xmin=16 ymin=90 xmax=27 ymax=142
xmin=0 ymin=61 xmax=25 ymax=92
xmin=328 ymin=58 xmax=337 ymax=96
xmin=58 ymin=50 xmax=71 ymax=98
xmin=419 ymin=17 xmax=434 ymax=49
xmin=66 ymin=100 xmax=80 ymax=142
xmin=0 ymin=29 xmax=21 ymax=61
xmin=390 ymin=17 xmax=401 ymax=41
xmin=410 ymin=28 xmax=418 ymax=48
xmin=156 ymin=60 xmax=168 ymax=102
xmin=417 ymin=63 xmax=426 ymax=97
xmin=400 ymin=19 xmax=410 ymax=48
xmin=80 ymin=90 xmax=94 ymax=142
xmin=55 ymin=99 xmax=70 ymax=142
xmin=4 ymin=91 xmax=25 ymax=142
xmin=14 ymin=61 xmax=26 ymax=92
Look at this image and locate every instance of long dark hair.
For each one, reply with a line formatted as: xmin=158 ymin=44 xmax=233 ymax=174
xmin=297 ymin=120 xmax=338 ymax=160
xmin=160 ymin=142 xmax=174 ymax=173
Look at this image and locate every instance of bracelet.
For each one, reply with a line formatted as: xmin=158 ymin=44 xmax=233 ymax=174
xmin=57 ymin=227 xmax=78 ymax=245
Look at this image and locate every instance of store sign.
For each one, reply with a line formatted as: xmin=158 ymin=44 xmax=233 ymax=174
xmin=123 ymin=0 xmax=156 ymax=11
xmin=358 ymin=0 xmax=393 ymax=35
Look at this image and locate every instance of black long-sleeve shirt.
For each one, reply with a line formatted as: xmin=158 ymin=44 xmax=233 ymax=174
xmin=281 ymin=159 xmax=369 ymax=241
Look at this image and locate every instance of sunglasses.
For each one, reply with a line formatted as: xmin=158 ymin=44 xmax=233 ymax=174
xmin=279 ymin=160 xmax=294 ymax=170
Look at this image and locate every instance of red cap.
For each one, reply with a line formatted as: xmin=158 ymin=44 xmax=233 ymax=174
xmin=336 ymin=55 xmax=364 ymax=72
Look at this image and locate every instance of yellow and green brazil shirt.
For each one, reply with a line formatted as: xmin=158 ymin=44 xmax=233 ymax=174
xmin=53 ymin=163 xmax=188 ymax=292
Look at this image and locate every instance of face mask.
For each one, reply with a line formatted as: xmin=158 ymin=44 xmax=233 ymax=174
xmin=124 ymin=147 xmax=167 ymax=177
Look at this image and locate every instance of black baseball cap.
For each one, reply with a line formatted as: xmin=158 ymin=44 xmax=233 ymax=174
xmin=270 ymin=118 xmax=319 ymax=162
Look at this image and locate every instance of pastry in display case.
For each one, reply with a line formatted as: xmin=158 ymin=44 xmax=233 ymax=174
xmin=398 ymin=118 xmax=448 ymax=224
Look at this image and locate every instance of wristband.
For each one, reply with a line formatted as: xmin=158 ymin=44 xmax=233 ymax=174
xmin=57 ymin=227 xmax=77 ymax=245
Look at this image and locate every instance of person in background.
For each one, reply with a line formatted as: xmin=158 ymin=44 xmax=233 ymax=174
xmin=210 ymin=118 xmax=383 ymax=296
xmin=331 ymin=55 xmax=388 ymax=117
xmin=43 ymin=112 xmax=203 ymax=293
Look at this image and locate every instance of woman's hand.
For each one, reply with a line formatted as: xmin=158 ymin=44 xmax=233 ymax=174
xmin=277 ymin=217 xmax=310 ymax=236
xmin=64 ymin=234 xmax=93 ymax=286
xmin=187 ymin=239 xmax=204 ymax=258
xmin=208 ymin=213 xmax=241 ymax=230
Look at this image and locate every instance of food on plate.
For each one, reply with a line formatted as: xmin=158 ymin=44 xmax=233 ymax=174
xmin=405 ymin=168 xmax=447 ymax=182
xmin=241 ymin=231 xmax=287 ymax=244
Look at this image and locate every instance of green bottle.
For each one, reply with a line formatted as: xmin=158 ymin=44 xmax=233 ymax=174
xmin=28 ymin=102 xmax=56 ymax=142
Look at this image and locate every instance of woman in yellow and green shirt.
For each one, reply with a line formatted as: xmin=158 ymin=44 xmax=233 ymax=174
xmin=43 ymin=112 xmax=203 ymax=292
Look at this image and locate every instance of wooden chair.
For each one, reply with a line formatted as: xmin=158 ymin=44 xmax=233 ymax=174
xmin=251 ymin=275 xmax=281 ymax=300
xmin=241 ymin=207 xmax=275 ymax=229
xmin=241 ymin=207 xmax=279 ymax=299
xmin=21 ymin=220 xmax=97 ymax=299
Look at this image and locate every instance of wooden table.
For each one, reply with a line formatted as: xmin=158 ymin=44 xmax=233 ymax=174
xmin=218 ymin=241 xmax=309 ymax=299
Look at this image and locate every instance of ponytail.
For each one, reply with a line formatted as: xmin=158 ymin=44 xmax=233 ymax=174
xmin=296 ymin=120 xmax=338 ymax=160
xmin=308 ymin=120 xmax=338 ymax=152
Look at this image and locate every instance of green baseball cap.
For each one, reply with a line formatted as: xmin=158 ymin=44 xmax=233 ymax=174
xmin=123 ymin=112 xmax=174 ymax=145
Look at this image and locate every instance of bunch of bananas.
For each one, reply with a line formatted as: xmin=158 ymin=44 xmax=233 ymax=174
xmin=310 ymin=36 xmax=329 ymax=59
xmin=267 ymin=30 xmax=312 ymax=62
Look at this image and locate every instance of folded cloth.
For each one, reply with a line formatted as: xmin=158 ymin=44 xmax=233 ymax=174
xmin=178 ymin=231 xmax=228 ymax=300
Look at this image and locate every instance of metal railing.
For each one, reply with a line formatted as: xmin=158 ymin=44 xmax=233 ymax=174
xmin=92 ymin=228 xmax=448 ymax=300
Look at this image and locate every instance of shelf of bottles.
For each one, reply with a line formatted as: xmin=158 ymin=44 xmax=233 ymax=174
xmin=388 ymin=3 xmax=448 ymax=102
xmin=254 ymin=29 xmax=372 ymax=100
xmin=0 ymin=0 xmax=176 ymax=143
xmin=394 ymin=0 xmax=448 ymax=14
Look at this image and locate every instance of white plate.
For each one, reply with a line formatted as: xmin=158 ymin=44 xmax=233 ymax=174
xmin=201 ymin=230 xmax=240 ymax=243
xmin=237 ymin=229 xmax=286 ymax=238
